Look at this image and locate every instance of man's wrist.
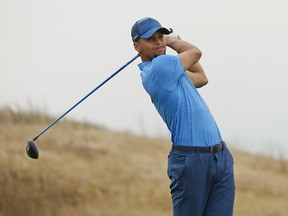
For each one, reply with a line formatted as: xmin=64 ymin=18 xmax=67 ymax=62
xmin=165 ymin=34 xmax=181 ymax=47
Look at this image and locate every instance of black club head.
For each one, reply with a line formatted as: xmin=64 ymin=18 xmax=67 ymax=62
xmin=26 ymin=139 xmax=39 ymax=159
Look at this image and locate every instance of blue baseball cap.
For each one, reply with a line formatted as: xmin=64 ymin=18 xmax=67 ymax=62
xmin=131 ymin=17 xmax=170 ymax=42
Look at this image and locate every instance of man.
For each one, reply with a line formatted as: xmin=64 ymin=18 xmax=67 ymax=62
xmin=131 ymin=17 xmax=235 ymax=216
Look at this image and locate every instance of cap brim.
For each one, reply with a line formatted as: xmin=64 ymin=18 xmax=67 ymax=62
xmin=141 ymin=27 xmax=171 ymax=39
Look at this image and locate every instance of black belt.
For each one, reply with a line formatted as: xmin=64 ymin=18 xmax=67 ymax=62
xmin=172 ymin=141 xmax=225 ymax=153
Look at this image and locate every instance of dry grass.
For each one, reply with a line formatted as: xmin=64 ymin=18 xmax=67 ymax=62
xmin=0 ymin=107 xmax=287 ymax=216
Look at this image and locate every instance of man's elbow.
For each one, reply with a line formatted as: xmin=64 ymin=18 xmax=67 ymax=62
xmin=203 ymin=77 xmax=208 ymax=86
xmin=196 ymin=77 xmax=208 ymax=88
xmin=194 ymin=49 xmax=202 ymax=63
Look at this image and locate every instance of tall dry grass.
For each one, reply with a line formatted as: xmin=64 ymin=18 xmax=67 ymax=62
xmin=0 ymin=107 xmax=287 ymax=216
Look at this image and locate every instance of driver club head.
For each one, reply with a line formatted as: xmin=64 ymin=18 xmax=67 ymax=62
xmin=26 ymin=139 xmax=39 ymax=159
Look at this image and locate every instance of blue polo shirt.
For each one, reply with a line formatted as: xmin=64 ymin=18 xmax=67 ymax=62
xmin=138 ymin=54 xmax=222 ymax=146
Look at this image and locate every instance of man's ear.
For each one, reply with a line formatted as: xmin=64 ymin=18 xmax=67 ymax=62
xmin=133 ymin=42 xmax=141 ymax=52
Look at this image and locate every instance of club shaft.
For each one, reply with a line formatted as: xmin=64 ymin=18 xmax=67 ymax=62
xmin=33 ymin=54 xmax=139 ymax=141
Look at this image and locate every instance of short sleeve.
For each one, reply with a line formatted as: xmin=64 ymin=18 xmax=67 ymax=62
xmin=152 ymin=55 xmax=185 ymax=90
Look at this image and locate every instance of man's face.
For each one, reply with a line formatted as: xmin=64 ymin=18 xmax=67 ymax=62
xmin=134 ymin=31 xmax=166 ymax=61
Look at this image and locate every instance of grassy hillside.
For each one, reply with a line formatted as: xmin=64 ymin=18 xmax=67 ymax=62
xmin=0 ymin=107 xmax=287 ymax=216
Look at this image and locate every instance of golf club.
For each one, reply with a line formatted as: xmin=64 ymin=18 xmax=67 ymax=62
xmin=26 ymin=54 xmax=140 ymax=159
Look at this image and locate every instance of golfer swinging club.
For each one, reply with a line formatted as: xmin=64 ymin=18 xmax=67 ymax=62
xmin=131 ymin=17 xmax=235 ymax=216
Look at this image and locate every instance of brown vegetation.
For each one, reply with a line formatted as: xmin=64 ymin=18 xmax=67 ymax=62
xmin=0 ymin=107 xmax=287 ymax=216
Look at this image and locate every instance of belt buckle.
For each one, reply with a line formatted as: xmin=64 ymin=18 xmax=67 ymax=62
xmin=217 ymin=143 xmax=223 ymax=152
xmin=218 ymin=144 xmax=221 ymax=152
xmin=211 ymin=143 xmax=222 ymax=153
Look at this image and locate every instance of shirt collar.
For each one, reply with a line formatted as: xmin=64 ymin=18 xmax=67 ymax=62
xmin=138 ymin=61 xmax=151 ymax=70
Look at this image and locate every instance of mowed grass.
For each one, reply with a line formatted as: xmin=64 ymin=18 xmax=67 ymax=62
xmin=0 ymin=107 xmax=287 ymax=216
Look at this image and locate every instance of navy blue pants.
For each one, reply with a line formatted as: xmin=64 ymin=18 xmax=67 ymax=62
xmin=167 ymin=143 xmax=235 ymax=216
